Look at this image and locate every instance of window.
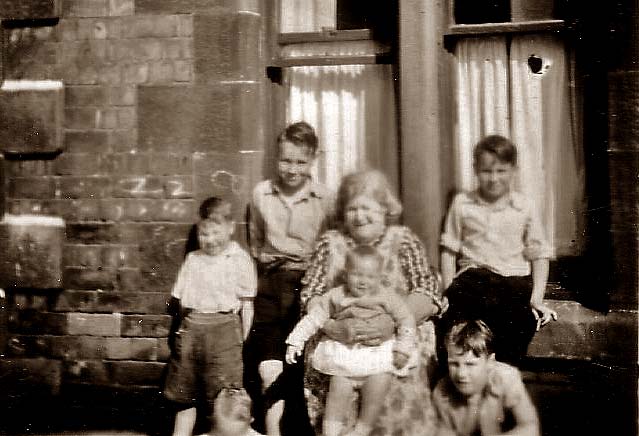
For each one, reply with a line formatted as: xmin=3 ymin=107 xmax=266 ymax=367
xmin=444 ymin=0 xmax=611 ymax=304
xmin=271 ymin=1 xmax=400 ymax=193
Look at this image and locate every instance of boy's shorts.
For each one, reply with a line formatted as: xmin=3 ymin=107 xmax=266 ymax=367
xmin=164 ymin=312 xmax=244 ymax=407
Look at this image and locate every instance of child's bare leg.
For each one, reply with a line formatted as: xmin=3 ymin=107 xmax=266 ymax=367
xmin=347 ymin=373 xmax=392 ymax=436
xmin=323 ymin=375 xmax=356 ymax=436
xmin=259 ymin=360 xmax=284 ymax=436
xmin=172 ymin=406 xmax=197 ymax=436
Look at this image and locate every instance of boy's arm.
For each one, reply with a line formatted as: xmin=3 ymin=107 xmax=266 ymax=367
xmin=529 ymin=258 xmax=557 ymax=330
xmin=239 ymin=297 xmax=253 ymax=340
xmin=482 ymin=393 xmax=540 ymax=436
xmin=440 ymin=248 xmax=457 ymax=290
xmin=247 ymin=188 xmax=265 ymax=261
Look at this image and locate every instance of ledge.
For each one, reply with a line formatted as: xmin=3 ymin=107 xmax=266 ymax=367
xmin=527 ymin=300 xmax=638 ymax=365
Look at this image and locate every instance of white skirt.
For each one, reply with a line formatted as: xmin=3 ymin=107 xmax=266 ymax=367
xmin=311 ymin=338 xmax=417 ymax=378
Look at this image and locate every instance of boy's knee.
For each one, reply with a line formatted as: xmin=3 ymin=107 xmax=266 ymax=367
xmin=258 ymin=360 xmax=284 ymax=388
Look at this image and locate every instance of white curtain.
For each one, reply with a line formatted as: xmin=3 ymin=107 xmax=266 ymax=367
xmin=454 ymin=36 xmax=510 ymax=189
xmin=284 ymin=63 xmax=399 ymax=194
xmin=280 ymin=0 xmax=337 ymax=33
xmin=454 ymin=35 xmax=586 ymax=257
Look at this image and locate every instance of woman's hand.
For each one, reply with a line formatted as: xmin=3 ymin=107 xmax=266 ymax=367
xmin=322 ymin=314 xmax=395 ymax=345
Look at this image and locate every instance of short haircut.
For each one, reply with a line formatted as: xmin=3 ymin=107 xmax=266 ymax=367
xmin=198 ymin=197 xmax=233 ymax=223
xmin=473 ymin=134 xmax=518 ymax=166
xmin=212 ymin=387 xmax=252 ymax=424
xmin=345 ymin=245 xmax=384 ymax=270
xmin=277 ymin=121 xmax=319 ymax=155
xmin=444 ymin=320 xmax=495 ymax=358
xmin=336 ymin=169 xmax=403 ymax=224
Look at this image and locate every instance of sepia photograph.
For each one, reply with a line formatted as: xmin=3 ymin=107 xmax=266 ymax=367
xmin=0 ymin=1 xmax=636 ymax=435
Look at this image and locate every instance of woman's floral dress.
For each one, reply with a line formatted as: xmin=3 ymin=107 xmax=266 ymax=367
xmin=300 ymin=225 xmax=446 ymax=436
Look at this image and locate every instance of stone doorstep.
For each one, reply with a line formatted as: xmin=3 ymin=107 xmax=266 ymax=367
xmin=527 ymin=300 xmax=638 ymax=364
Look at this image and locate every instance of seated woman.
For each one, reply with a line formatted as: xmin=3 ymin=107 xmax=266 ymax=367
xmin=300 ymin=169 xmax=447 ymax=436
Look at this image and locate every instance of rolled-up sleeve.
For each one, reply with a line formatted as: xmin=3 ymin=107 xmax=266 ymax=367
xmin=440 ymin=194 xmax=463 ymax=253
xmin=235 ymin=250 xmax=258 ymax=299
xmin=523 ymin=202 xmax=551 ymax=260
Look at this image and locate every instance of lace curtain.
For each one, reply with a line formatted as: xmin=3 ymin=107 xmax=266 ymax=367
xmin=453 ymin=34 xmax=586 ymax=256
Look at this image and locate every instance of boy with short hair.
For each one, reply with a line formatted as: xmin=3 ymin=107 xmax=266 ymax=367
xmin=247 ymin=121 xmax=334 ymax=435
xmin=434 ymin=320 xmax=540 ymax=436
xmin=439 ymin=134 xmax=557 ymax=365
xmin=201 ymin=388 xmax=264 ymax=436
xmin=164 ymin=197 xmax=257 ymax=436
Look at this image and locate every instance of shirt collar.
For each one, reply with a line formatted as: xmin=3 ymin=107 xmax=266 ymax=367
xmin=468 ymin=190 xmax=524 ymax=211
xmin=268 ymin=178 xmax=325 ymax=200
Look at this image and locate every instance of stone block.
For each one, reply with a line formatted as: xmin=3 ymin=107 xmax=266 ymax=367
xmin=103 ymin=244 xmax=140 ymax=268
xmin=163 ymin=38 xmax=193 ymax=59
xmin=135 ymin=0 xmax=229 ymax=14
xmin=54 ymin=153 xmax=104 ymax=175
xmin=173 ymin=60 xmax=194 ymax=82
xmin=63 ymin=244 xmax=103 ymax=268
xmin=139 ymin=83 xmax=261 ymax=153
xmin=59 ymin=198 xmax=104 ymax=221
xmin=63 ymin=267 xmax=116 ymax=290
xmin=108 ymin=86 xmax=136 ymax=106
xmin=0 ymin=83 xmax=64 ymax=154
xmin=193 ymin=12 xmax=262 ymax=82
xmin=117 ymin=267 xmax=140 ymax=290
xmin=65 ymin=107 xmax=98 ymax=129
xmin=106 ymin=360 xmax=165 ymax=386
xmin=66 ymin=222 xmax=117 ymax=243
xmin=157 ymin=338 xmax=171 ymax=361
xmin=149 ymin=153 xmax=192 ymax=175
xmin=121 ymin=314 xmax=171 ymax=337
xmin=109 ymin=39 xmax=164 ymax=62
xmin=163 ymin=176 xmax=194 ymax=198
xmin=63 ymin=359 xmax=110 ymax=384
xmin=96 ymin=291 xmax=170 ymax=313
xmin=49 ymin=335 xmax=106 ymax=359
xmin=64 ymin=130 xmax=110 ymax=153
xmin=123 ymin=63 xmax=150 ymax=84
xmin=105 ymin=337 xmax=158 ymax=360
xmin=528 ymin=300 xmax=638 ymax=364
xmin=109 ymin=0 xmax=133 ymax=16
xmin=67 ymin=312 xmax=121 ymax=336
xmin=66 ymin=86 xmax=108 ymax=107
xmin=58 ymin=175 xmax=112 ymax=198
xmin=155 ymin=199 xmax=196 ymax=222
xmin=96 ymin=108 xmax=118 ymax=129
xmin=109 ymin=129 xmax=138 ymax=151
xmin=0 ymin=214 xmax=64 ymax=289
xmin=8 ymin=176 xmax=57 ymax=199
xmin=51 ymin=290 xmax=99 ymax=312
xmin=148 ymin=60 xmax=175 ymax=83
xmin=0 ymin=0 xmax=60 ymax=19
xmin=0 ymin=358 xmax=62 ymax=395
xmin=76 ymin=19 xmax=109 ymax=40
xmin=5 ymin=160 xmax=53 ymax=178
xmin=62 ymin=0 xmax=109 ymax=17
xmin=9 ymin=310 xmax=67 ymax=335
xmin=121 ymin=15 xmax=179 ymax=38
xmin=112 ymin=175 xmax=164 ymax=198
xmin=6 ymin=199 xmax=59 ymax=216
xmin=6 ymin=334 xmax=52 ymax=357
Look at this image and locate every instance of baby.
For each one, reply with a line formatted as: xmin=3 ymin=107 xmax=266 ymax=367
xmin=285 ymin=245 xmax=416 ymax=436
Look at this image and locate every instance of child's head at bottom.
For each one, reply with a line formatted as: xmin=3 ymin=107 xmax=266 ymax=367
xmin=444 ymin=320 xmax=496 ymax=399
xmin=210 ymin=387 xmax=253 ymax=435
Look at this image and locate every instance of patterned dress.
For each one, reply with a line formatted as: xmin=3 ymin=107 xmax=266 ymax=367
xmin=300 ymin=225 xmax=445 ymax=436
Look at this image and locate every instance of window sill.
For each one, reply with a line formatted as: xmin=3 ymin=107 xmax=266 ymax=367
xmin=443 ymin=19 xmax=565 ymax=51
xmin=279 ymin=29 xmax=374 ymax=45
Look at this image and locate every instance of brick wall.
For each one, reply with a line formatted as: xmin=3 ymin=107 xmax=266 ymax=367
xmin=0 ymin=0 xmax=266 ymax=394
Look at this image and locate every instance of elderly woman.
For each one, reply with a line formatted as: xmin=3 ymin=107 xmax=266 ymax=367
xmin=300 ymin=169 xmax=446 ymax=436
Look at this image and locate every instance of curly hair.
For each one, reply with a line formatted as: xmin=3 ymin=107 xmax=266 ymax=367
xmin=336 ymin=169 xmax=402 ymax=224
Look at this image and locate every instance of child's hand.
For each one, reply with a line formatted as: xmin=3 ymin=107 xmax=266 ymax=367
xmin=285 ymin=345 xmax=302 ymax=364
xmin=392 ymin=350 xmax=409 ymax=369
xmin=531 ymin=301 xmax=558 ymax=330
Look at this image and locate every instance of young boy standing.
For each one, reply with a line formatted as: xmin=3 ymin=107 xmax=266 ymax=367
xmin=434 ymin=320 xmax=540 ymax=436
xmin=247 ymin=121 xmax=334 ymax=435
xmin=439 ymin=135 xmax=557 ymax=365
xmin=164 ymin=197 xmax=257 ymax=436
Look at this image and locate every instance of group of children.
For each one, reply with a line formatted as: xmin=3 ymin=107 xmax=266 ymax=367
xmin=162 ymin=121 xmax=555 ymax=436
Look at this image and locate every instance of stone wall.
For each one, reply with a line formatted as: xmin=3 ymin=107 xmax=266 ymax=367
xmin=0 ymin=0 xmax=266 ymax=394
